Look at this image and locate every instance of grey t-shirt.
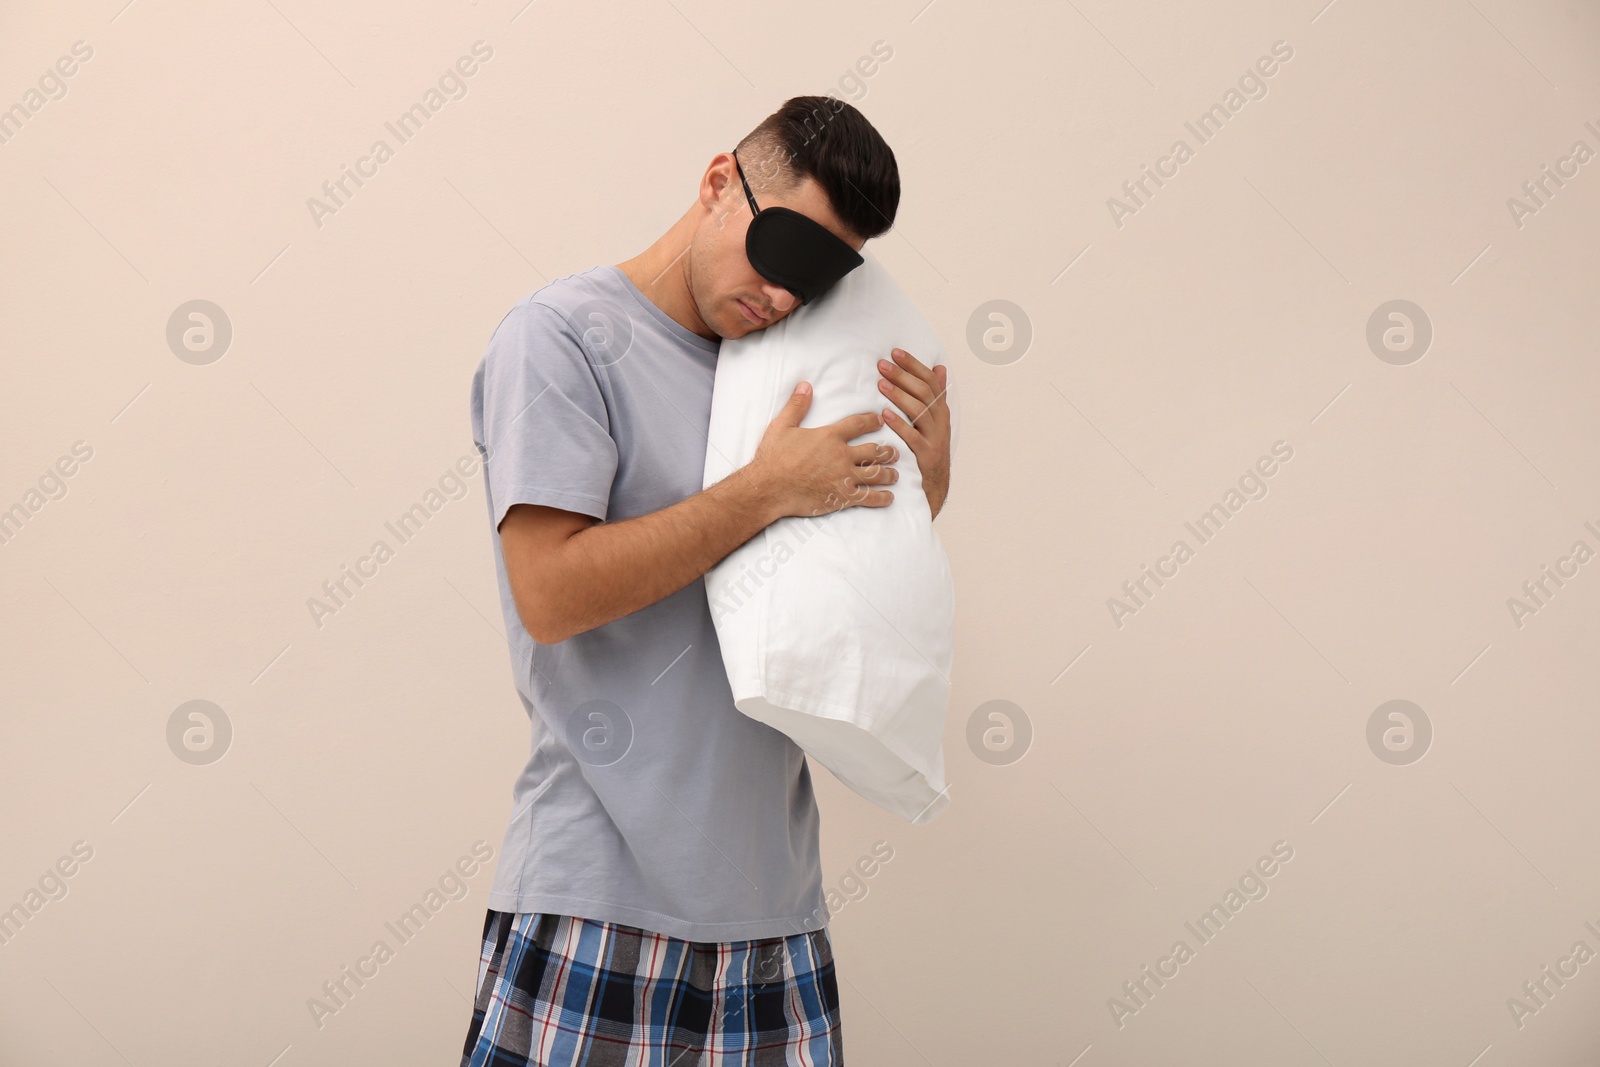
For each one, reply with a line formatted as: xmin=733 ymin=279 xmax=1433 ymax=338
xmin=468 ymin=264 xmax=827 ymax=942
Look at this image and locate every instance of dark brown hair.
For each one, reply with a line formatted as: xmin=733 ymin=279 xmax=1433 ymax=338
xmin=735 ymin=96 xmax=900 ymax=243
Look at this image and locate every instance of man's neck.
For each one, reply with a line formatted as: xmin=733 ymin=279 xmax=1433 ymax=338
xmin=615 ymin=206 xmax=717 ymax=341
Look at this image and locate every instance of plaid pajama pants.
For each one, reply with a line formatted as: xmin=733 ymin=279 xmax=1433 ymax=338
xmin=460 ymin=910 xmax=844 ymax=1066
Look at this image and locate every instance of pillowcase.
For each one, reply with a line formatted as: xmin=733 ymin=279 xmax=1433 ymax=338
xmin=701 ymin=250 xmax=954 ymax=825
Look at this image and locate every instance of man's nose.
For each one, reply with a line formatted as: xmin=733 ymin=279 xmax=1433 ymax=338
xmin=761 ymin=282 xmax=798 ymax=314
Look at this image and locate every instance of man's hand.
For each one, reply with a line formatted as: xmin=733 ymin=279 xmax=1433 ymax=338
xmin=745 ymin=382 xmax=901 ymax=520
xmin=878 ymin=348 xmax=951 ymax=519
xmin=501 ymin=380 xmax=897 ymax=643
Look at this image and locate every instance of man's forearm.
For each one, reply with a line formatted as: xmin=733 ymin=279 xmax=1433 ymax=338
xmin=532 ymin=469 xmax=778 ymax=642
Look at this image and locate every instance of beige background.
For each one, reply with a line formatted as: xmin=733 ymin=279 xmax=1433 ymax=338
xmin=3 ymin=0 xmax=1599 ymax=1063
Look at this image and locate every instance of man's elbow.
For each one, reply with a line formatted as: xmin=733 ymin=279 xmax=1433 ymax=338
xmin=505 ymin=574 xmax=568 ymax=644
xmin=517 ymin=601 xmax=571 ymax=645
xmin=527 ymin=620 xmax=568 ymax=645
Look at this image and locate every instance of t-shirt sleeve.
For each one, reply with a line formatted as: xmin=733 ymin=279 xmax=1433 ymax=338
xmin=477 ymin=299 xmax=619 ymax=531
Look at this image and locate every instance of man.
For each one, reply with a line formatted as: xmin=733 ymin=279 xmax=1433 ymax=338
xmin=460 ymin=96 xmax=951 ymax=1066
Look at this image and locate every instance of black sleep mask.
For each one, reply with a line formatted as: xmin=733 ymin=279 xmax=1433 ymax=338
xmin=733 ymin=147 xmax=864 ymax=306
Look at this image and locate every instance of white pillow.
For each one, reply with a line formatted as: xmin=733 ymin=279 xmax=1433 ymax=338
xmin=702 ymin=250 xmax=954 ymax=825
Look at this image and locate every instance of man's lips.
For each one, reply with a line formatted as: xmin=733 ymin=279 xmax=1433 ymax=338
xmin=736 ymin=298 xmax=768 ymax=326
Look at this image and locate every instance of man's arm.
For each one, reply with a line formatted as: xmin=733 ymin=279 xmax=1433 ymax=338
xmin=503 ymin=382 xmax=899 ymax=644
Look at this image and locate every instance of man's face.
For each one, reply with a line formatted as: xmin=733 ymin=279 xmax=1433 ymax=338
xmin=688 ymin=153 xmax=866 ymax=340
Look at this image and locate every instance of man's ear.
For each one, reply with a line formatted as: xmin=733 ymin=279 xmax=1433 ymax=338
xmin=705 ymin=157 xmax=741 ymax=228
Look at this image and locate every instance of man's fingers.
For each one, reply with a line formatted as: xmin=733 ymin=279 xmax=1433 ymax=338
xmin=830 ymin=409 xmax=885 ymax=441
xmin=879 ymin=378 xmax=928 ymax=426
xmin=928 ymin=365 xmax=950 ymax=410
xmin=848 ymin=441 xmax=899 ymax=465
xmin=852 ymin=463 xmax=898 ymax=485
xmin=836 ymin=483 xmax=895 ymax=508
xmin=880 ymin=349 xmax=935 ymax=404
xmin=890 ymin=346 xmax=932 ymax=378
xmin=857 ymin=487 xmax=895 ymax=507
xmin=774 ymin=381 xmax=813 ymax=428
xmin=883 ymin=405 xmax=928 ymax=449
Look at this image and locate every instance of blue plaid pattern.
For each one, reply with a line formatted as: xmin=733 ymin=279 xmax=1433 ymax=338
xmin=460 ymin=910 xmax=843 ymax=1066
